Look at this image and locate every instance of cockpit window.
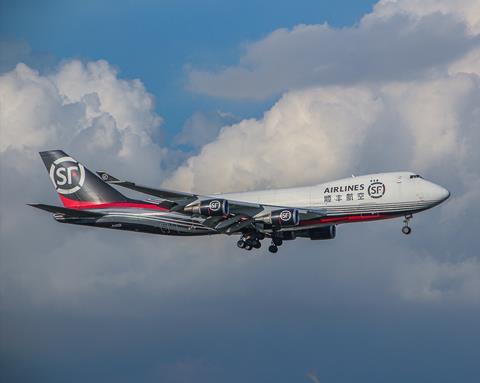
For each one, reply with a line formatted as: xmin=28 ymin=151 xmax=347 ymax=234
xmin=410 ymin=174 xmax=423 ymax=179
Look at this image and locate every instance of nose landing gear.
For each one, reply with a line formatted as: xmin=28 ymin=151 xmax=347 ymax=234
xmin=402 ymin=214 xmax=412 ymax=235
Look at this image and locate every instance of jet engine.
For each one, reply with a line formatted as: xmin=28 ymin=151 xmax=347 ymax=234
xmin=259 ymin=208 xmax=300 ymax=227
xmin=308 ymin=226 xmax=336 ymax=240
xmin=184 ymin=199 xmax=229 ymax=216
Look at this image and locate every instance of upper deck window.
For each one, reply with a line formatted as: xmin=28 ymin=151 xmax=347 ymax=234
xmin=410 ymin=174 xmax=423 ymax=179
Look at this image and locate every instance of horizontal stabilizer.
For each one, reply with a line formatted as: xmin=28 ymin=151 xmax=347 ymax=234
xmin=28 ymin=204 xmax=103 ymax=217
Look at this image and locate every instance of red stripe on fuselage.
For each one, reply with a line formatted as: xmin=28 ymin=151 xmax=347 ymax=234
xmin=300 ymin=213 xmax=393 ymax=226
xmin=59 ymin=195 xmax=168 ymax=211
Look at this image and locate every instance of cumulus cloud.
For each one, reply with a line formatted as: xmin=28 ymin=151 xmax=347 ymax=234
xmin=167 ymin=86 xmax=382 ymax=192
xmin=0 ymin=60 xmax=166 ymax=182
xmin=167 ymin=74 xmax=480 ymax=194
xmin=0 ymin=59 xmax=170 ymax=307
xmin=187 ymin=0 xmax=480 ymax=100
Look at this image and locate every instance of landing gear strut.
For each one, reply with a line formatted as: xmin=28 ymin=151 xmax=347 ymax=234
xmin=402 ymin=214 xmax=412 ymax=235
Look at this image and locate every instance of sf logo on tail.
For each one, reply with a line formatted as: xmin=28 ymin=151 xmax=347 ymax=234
xmin=49 ymin=156 xmax=85 ymax=194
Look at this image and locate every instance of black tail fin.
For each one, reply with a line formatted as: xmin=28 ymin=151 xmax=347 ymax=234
xmin=39 ymin=150 xmax=129 ymax=208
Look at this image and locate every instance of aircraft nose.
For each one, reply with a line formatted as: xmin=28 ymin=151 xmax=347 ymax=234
xmin=432 ymin=184 xmax=450 ymax=202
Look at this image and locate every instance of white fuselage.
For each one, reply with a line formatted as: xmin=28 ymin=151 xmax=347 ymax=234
xmin=218 ymin=171 xmax=450 ymax=229
xmin=62 ymin=171 xmax=449 ymax=237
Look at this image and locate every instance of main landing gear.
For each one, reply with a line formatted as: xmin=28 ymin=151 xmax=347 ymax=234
xmin=402 ymin=214 xmax=412 ymax=235
xmin=237 ymin=232 xmax=284 ymax=254
xmin=237 ymin=233 xmax=263 ymax=251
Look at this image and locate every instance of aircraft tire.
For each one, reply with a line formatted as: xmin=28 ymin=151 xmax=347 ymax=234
xmin=402 ymin=226 xmax=412 ymax=235
xmin=268 ymin=245 xmax=278 ymax=254
xmin=272 ymin=238 xmax=283 ymax=246
xmin=253 ymin=241 xmax=261 ymax=249
xmin=237 ymin=240 xmax=246 ymax=248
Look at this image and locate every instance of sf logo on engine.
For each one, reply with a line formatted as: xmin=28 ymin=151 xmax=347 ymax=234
xmin=209 ymin=200 xmax=221 ymax=211
xmin=49 ymin=156 xmax=85 ymax=195
xmin=368 ymin=181 xmax=385 ymax=199
xmin=280 ymin=210 xmax=292 ymax=221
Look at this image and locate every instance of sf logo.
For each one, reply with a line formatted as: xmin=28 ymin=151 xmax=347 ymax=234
xmin=49 ymin=156 xmax=85 ymax=195
xmin=209 ymin=200 xmax=221 ymax=211
xmin=368 ymin=181 xmax=385 ymax=199
xmin=280 ymin=210 xmax=292 ymax=221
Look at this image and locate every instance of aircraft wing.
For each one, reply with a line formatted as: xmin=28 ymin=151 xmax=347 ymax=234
xmin=96 ymin=171 xmax=198 ymax=209
xmin=97 ymin=171 xmax=326 ymax=233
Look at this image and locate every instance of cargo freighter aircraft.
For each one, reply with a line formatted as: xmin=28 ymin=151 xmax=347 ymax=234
xmin=30 ymin=150 xmax=450 ymax=253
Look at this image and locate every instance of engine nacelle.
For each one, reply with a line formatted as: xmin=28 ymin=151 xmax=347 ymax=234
xmin=184 ymin=199 xmax=229 ymax=216
xmin=260 ymin=208 xmax=300 ymax=227
xmin=308 ymin=226 xmax=336 ymax=240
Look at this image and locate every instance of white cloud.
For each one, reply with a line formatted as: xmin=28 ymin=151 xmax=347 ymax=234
xmin=0 ymin=60 xmax=166 ymax=182
xmin=370 ymin=0 xmax=480 ymax=35
xmin=449 ymin=46 xmax=480 ymax=75
xmin=0 ymin=59 xmax=171 ymax=304
xmin=54 ymin=60 xmax=162 ymax=139
xmin=187 ymin=0 xmax=479 ymax=100
xmin=166 ymin=86 xmax=382 ymax=193
xmin=167 ymin=73 xmax=480 ymax=195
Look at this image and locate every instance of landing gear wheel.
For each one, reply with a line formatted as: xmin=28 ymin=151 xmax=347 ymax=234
xmin=253 ymin=241 xmax=261 ymax=249
xmin=237 ymin=240 xmax=246 ymax=249
xmin=402 ymin=226 xmax=412 ymax=235
xmin=245 ymin=245 xmax=253 ymax=251
xmin=272 ymin=238 xmax=283 ymax=246
xmin=268 ymin=245 xmax=278 ymax=254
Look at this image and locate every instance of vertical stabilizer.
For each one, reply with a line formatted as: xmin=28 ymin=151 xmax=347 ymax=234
xmin=39 ymin=150 xmax=129 ymax=208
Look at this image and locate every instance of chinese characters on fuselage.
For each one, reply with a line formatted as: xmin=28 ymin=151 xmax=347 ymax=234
xmin=323 ymin=183 xmax=370 ymax=203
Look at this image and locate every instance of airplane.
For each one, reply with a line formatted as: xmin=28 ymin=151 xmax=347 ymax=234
xmin=30 ymin=150 xmax=450 ymax=253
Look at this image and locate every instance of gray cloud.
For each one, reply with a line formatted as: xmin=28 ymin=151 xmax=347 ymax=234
xmin=174 ymin=110 xmax=239 ymax=149
xmin=0 ymin=39 xmax=55 ymax=74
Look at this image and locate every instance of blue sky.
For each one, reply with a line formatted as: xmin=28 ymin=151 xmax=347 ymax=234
xmin=0 ymin=0 xmax=376 ymax=141
xmin=1 ymin=1 xmax=480 ymax=382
